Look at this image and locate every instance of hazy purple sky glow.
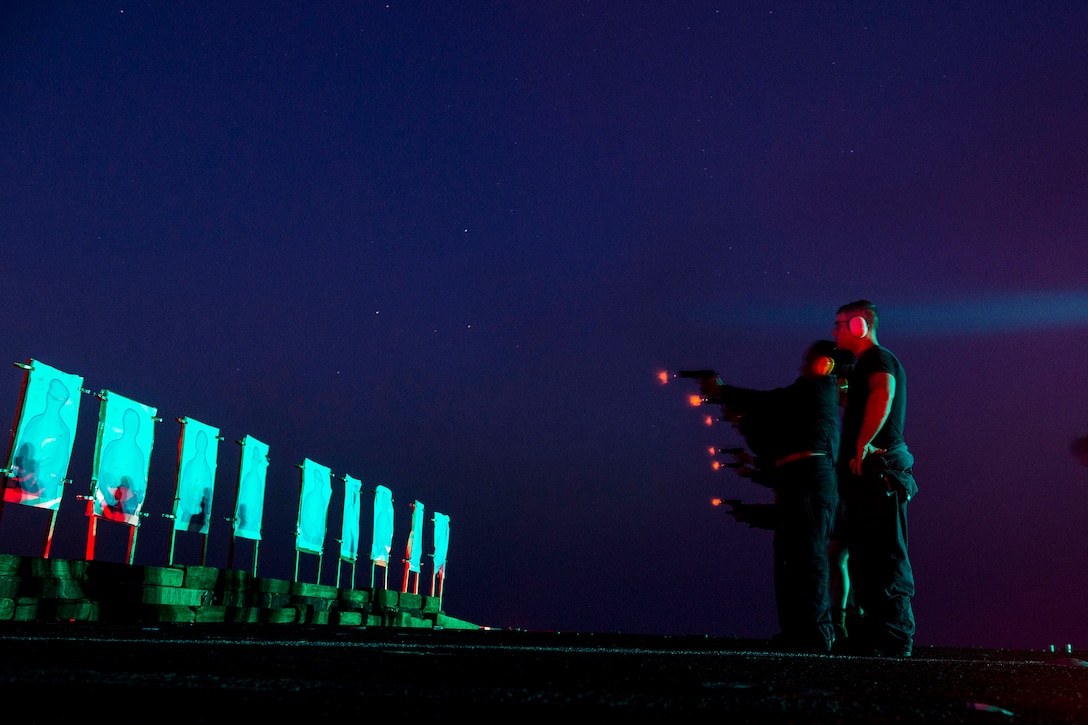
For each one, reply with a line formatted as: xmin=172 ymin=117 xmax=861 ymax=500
xmin=3 ymin=2 xmax=1088 ymax=650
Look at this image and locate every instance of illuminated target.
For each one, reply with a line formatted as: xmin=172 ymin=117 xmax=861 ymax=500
xmin=3 ymin=359 xmax=83 ymax=510
xmin=296 ymin=458 xmax=332 ymax=555
xmin=370 ymin=484 xmax=394 ymax=566
xmin=340 ymin=474 xmax=362 ymax=562
xmin=233 ymin=435 xmax=269 ymax=541
xmin=172 ymin=417 xmax=220 ymax=534
xmin=90 ymin=391 xmax=157 ymax=526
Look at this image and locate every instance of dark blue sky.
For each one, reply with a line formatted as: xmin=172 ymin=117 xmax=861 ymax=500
xmin=3 ymin=2 xmax=1088 ymax=649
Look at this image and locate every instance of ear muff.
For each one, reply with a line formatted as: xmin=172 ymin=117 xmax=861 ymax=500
xmin=847 ymin=315 xmax=869 ymax=338
xmin=812 ymin=356 xmax=836 ymax=376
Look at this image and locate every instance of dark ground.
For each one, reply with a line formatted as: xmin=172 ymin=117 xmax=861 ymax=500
xmin=2 ymin=624 xmax=1086 ymax=722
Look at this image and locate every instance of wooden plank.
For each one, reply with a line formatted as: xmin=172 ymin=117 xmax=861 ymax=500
xmin=0 ymin=554 xmax=22 ymax=577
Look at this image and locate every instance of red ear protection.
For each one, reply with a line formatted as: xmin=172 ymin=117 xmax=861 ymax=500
xmin=812 ymin=356 xmax=836 ymax=376
xmin=847 ymin=315 xmax=869 ymax=338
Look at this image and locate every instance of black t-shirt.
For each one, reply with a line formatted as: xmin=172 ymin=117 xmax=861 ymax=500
xmin=840 ymin=345 xmax=907 ymax=461
xmin=722 ymin=375 xmax=840 ymax=463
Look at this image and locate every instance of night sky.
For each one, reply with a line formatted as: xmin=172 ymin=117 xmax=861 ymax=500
xmin=3 ymin=2 xmax=1088 ymax=650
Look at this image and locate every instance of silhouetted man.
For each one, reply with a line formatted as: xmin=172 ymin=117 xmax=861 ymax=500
xmin=833 ymin=300 xmax=917 ymax=657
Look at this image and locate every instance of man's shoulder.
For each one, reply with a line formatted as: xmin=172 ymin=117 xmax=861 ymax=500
xmin=859 ymin=345 xmax=901 ymax=372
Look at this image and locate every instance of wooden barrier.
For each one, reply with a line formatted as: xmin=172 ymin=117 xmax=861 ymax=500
xmin=0 ymin=553 xmax=479 ymax=629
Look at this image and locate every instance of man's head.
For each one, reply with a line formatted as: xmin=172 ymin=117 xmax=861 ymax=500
xmin=802 ymin=339 xmax=839 ymax=378
xmin=834 ymin=299 xmax=878 ymax=352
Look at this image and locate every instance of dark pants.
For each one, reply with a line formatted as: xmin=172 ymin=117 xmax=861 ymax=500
xmin=841 ymin=481 xmax=915 ymax=652
xmin=773 ymin=456 xmax=837 ymax=650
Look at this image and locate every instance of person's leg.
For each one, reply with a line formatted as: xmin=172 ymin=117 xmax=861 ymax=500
xmin=828 ymin=537 xmax=849 ymax=641
xmin=777 ymin=461 xmax=836 ymax=652
xmin=848 ymin=489 xmax=914 ymax=656
xmin=799 ymin=488 xmax=836 ymax=651
xmin=884 ymin=494 xmax=915 ymax=654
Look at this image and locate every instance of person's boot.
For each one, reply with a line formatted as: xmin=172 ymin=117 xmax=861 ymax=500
xmin=833 ymin=609 xmax=849 ymax=642
xmin=845 ymin=605 xmax=864 ymax=635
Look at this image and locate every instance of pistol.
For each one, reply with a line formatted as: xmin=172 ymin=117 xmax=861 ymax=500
xmin=675 ymin=369 xmax=719 ymax=381
xmin=710 ymin=446 xmax=749 ymax=469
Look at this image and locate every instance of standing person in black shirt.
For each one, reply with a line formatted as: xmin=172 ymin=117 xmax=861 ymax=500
xmin=833 ymin=300 xmax=918 ymax=657
xmin=700 ymin=340 xmax=842 ymax=653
